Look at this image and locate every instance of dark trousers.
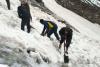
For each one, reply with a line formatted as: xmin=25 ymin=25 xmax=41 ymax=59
xmin=60 ymin=35 xmax=72 ymax=51
xmin=6 ymin=0 xmax=10 ymax=10
xmin=47 ymin=27 xmax=59 ymax=40
xmin=21 ymin=18 xmax=31 ymax=33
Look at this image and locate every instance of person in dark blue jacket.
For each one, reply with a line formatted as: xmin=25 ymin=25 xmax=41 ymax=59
xmin=18 ymin=1 xmax=32 ymax=33
xmin=40 ymin=19 xmax=59 ymax=41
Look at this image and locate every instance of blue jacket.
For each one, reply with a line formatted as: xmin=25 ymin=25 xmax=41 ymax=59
xmin=41 ymin=21 xmax=57 ymax=34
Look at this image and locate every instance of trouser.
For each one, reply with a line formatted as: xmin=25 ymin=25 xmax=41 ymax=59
xmin=21 ymin=18 xmax=31 ymax=33
xmin=6 ymin=0 xmax=10 ymax=10
xmin=60 ymin=35 xmax=72 ymax=51
xmin=47 ymin=27 xmax=59 ymax=40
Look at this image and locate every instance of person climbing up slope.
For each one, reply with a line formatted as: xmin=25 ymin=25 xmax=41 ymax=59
xmin=40 ymin=19 xmax=59 ymax=41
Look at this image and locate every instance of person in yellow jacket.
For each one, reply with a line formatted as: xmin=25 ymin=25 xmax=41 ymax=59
xmin=40 ymin=19 xmax=59 ymax=41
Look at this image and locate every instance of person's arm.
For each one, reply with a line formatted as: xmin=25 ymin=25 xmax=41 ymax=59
xmin=41 ymin=26 xmax=46 ymax=36
xmin=17 ymin=6 xmax=22 ymax=18
xmin=44 ymin=28 xmax=49 ymax=35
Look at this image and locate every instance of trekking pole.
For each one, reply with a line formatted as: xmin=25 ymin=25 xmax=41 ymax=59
xmin=30 ymin=25 xmax=40 ymax=33
xmin=64 ymin=40 xmax=66 ymax=54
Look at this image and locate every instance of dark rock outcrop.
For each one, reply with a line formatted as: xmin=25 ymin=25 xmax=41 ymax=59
xmin=56 ymin=0 xmax=100 ymax=24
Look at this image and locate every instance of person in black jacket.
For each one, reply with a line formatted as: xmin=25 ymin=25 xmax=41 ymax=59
xmin=59 ymin=26 xmax=73 ymax=53
xmin=40 ymin=19 xmax=59 ymax=41
xmin=6 ymin=0 xmax=10 ymax=10
xmin=18 ymin=1 xmax=32 ymax=33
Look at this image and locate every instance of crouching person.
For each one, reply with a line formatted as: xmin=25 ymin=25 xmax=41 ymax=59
xmin=59 ymin=26 xmax=73 ymax=53
xmin=40 ymin=19 xmax=60 ymax=41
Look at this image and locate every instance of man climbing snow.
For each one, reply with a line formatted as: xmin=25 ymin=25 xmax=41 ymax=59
xmin=59 ymin=26 xmax=73 ymax=54
xmin=18 ymin=0 xmax=32 ymax=33
xmin=40 ymin=19 xmax=60 ymax=41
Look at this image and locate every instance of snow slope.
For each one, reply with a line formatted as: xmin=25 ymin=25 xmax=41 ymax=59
xmin=0 ymin=0 xmax=64 ymax=67
xmin=0 ymin=64 xmax=9 ymax=67
xmin=42 ymin=0 xmax=100 ymax=67
xmin=0 ymin=0 xmax=100 ymax=67
xmin=43 ymin=0 xmax=100 ymax=41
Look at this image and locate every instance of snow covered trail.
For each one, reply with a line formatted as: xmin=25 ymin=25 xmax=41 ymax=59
xmin=43 ymin=0 xmax=100 ymax=41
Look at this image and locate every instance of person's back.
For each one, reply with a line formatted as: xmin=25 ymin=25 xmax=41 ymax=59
xmin=59 ymin=27 xmax=72 ymax=38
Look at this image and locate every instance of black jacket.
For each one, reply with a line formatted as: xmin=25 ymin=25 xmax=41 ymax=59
xmin=18 ymin=3 xmax=31 ymax=19
xmin=59 ymin=27 xmax=73 ymax=39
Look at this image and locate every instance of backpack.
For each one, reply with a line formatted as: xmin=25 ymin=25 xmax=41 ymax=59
xmin=48 ymin=21 xmax=54 ymax=29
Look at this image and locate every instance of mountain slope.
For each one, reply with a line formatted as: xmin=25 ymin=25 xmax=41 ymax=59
xmin=43 ymin=0 xmax=100 ymax=66
xmin=0 ymin=0 xmax=100 ymax=67
xmin=56 ymin=0 xmax=100 ymax=24
xmin=0 ymin=0 xmax=64 ymax=67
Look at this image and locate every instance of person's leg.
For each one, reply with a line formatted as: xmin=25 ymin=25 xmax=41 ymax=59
xmin=6 ymin=0 xmax=10 ymax=10
xmin=47 ymin=29 xmax=53 ymax=38
xmin=53 ymin=27 xmax=59 ymax=40
xmin=59 ymin=36 xmax=65 ymax=49
xmin=21 ymin=19 xmax=26 ymax=31
xmin=65 ymin=38 xmax=72 ymax=53
xmin=26 ymin=19 xmax=31 ymax=33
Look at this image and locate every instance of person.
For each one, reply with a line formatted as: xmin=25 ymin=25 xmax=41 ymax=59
xmin=59 ymin=26 xmax=73 ymax=53
xmin=40 ymin=19 xmax=59 ymax=41
xmin=17 ymin=1 xmax=32 ymax=33
xmin=6 ymin=0 xmax=10 ymax=10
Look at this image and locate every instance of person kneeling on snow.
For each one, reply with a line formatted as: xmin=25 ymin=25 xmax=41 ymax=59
xmin=59 ymin=26 xmax=73 ymax=53
xmin=40 ymin=19 xmax=60 ymax=41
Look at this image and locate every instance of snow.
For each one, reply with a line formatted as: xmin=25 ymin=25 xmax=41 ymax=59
xmin=43 ymin=0 xmax=100 ymax=41
xmin=0 ymin=64 xmax=9 ymax=67
xmin=43 ymin=0 xmax=100 ymax=67
xmin=0 ymin=0 xmax=100 ymax=67
xmin=0 ymin=0 xmax=63 ymax=67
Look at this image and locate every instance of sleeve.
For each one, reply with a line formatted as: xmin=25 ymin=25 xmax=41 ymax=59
xmin=41 ymin=25 xmax=46 ymax=35
xmin=17 ymin=6 xmax=22 ymax=18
